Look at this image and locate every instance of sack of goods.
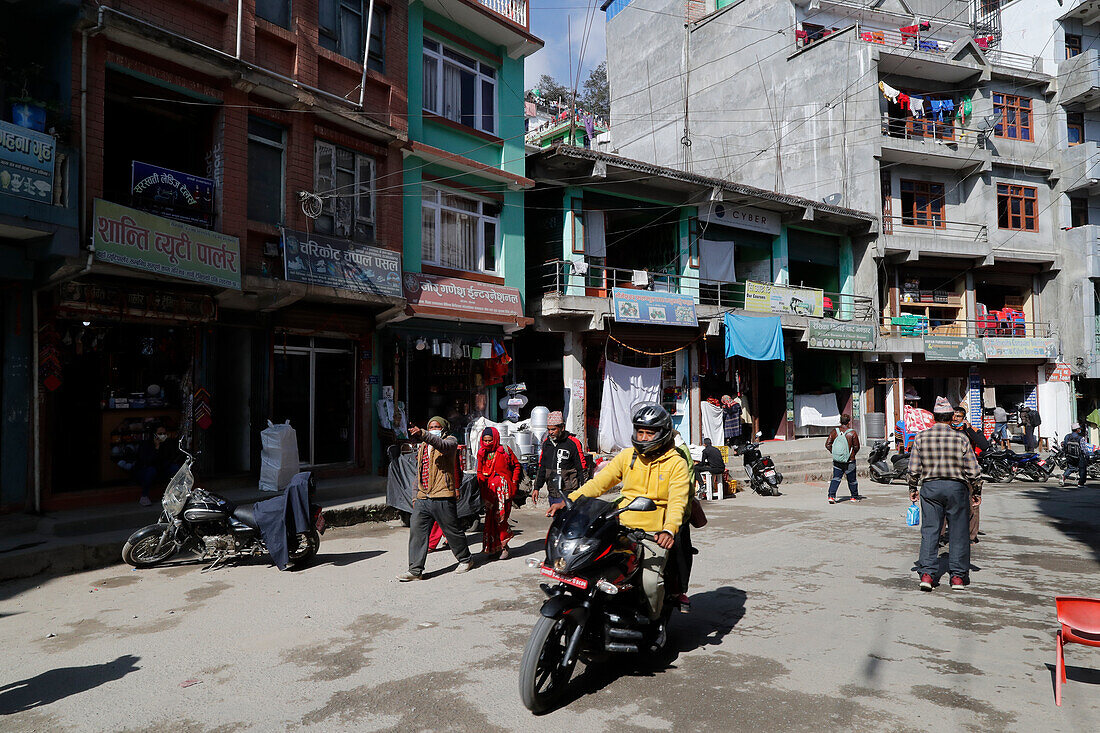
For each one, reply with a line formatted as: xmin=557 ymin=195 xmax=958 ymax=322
xmin=259 ymin=420 xmax=301 ymax=492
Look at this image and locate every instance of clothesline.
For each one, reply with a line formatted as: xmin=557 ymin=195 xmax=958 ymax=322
xmin=607 ymin=331 xmax=706 ymax=357
xmin=878 ymin=81 xmax=973 ymax=125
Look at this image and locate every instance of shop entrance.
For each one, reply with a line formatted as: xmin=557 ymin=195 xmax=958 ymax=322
xmin=273 ymin=336 xmax=355 ymax=466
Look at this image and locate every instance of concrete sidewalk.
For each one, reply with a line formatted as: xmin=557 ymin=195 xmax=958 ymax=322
xmin=0 ymin=475 xmax=390 ymax=583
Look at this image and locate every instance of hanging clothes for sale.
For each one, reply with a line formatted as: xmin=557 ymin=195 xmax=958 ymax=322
xmin=723 ymin=313 xmax=784 ymax=361
xmin=598 ymin=361 xmax=662 ymax=453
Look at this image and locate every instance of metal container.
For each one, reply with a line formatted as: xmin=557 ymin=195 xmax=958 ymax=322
xmin=865 ymin=412 xmax=887 ymax=440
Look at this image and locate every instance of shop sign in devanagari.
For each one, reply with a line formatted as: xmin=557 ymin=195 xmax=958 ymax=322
xmin=92 ymin=199 xmax=241 ymax=290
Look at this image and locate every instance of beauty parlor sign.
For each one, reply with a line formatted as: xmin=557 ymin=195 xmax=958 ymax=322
xmin=93 ymin=199 xmax=241 ymax=289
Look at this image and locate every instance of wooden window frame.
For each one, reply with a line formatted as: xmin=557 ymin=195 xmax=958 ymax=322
xmin=1066 ymin=33 xmax=1082 ymax=59
xmin=1067 ymin=112 xmax=1084 ymax=146
xmin=996 ymin=183 xmax=1038 ymax=232
xmin=899 ymin=179 xmax=946 ymax=229
xmin=993 ymin=93 xmax=1033 ymax=142
xmin=1070 ymin=196 xmax=1089 ymax=228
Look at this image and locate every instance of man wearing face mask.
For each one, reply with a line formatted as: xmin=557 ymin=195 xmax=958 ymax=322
xmin=133 ymin=423 xmax=182 ymax=506
xmin=397 ymin=416 xmax=473 ymax=581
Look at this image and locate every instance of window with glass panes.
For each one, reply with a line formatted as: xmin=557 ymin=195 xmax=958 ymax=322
xmin=997 ymin=183 xmax=1038 ymax=232
xmin=420 ymin=185 xmax=500 ymax=274
xmin=900 ymin=180 xmax=945 ymax=228
xmin=318 ymin=0 xmax=386 ymax=72
xmin=1066 ymin=33 xmax=1082 ymax=58
xmin=1068 ymin=112 xmax=1084 ymax=146
xmin=314 ymin=140 xmax=376 ymax=241
xmin=993 ymin=93 xmax=1033 ymax=141
xmin=1071 ymin=197 xmax=1089 ymax=228
xmin=247 ymin=117 xmax=285 ymax=224
xmin=422 ymin=38 xmax=497 ymax=135
xmin=256 ymin=0 xmax=291 ymax=28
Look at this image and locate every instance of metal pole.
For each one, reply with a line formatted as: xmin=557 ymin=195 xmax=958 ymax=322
xmin=358 ymin=0 xmax=376 ymax=108
xmin=236 ymin=0 xmax=243 ymax=58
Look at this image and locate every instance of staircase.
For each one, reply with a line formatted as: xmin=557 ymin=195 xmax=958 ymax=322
xmin=737 ymin=438 xmax=872 ymax=485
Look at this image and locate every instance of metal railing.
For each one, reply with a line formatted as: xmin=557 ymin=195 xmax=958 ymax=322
xmin=475 ymin=0 xmax=528 ymax=29
xmin=881 ymin=215 xmax=988 ymax=242
xmin=880 ymin=116 xmax=987 ymax=148
xmin=540 ymin=260 xmax=875 ymax=321
xmin=986 ymin=48 xmax=1043 ymax=74
xmin=880 ymin=315 xmax=1053 ymax=339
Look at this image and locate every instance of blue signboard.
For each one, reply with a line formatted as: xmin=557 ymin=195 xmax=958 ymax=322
xmin=611 ymin=288 xmax=697 ymax=327
xmin=283 ymin=229 xmax=403 ymax=298
xmin=131 ymin=161 xmax=215 ymax=227
xmin=0 ymin=119 xmax=55 ymax=203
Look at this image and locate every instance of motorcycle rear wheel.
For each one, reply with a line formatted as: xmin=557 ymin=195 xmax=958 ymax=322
xmin=989 ymin=463 xmax=1014 ymax=483
xmin=519 ymin=614 xmax=578 ymax=714
xmin=288 ymin=530 xmax=321 ymax=567
xmin=122 ymin=524 xmax=179 ymax=568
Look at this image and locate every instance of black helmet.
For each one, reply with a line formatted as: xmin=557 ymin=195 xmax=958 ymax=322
xmin=630 ymin=403 xmax=673 ymax=457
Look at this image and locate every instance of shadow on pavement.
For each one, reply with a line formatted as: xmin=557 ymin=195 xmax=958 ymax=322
xmin=0 ymin=655 xmax=140 ymax=715
xmin=1023 ymin=487 xmax=1100 ymax=564
xmin=304 ymin=549 xmax=385 ymax=569
xmin=556 ymin=586 xmax=748 ymax=711
xmin=1046 ymin=662 xmax=1100 ymax=702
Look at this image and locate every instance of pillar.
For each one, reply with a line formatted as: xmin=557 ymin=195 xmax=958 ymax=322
xmin=563 ymin=331 xmax=587 ymax=448
xmin=772 ymin=228 xmax=789 ymax=285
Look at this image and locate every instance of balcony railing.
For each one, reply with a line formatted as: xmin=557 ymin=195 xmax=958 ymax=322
xmin=880 ymin=316 xmax=1052 ymax=339
xmin=881 ymin=116 xmax=987 ymax=148
xmin=540 ymin=260 xmax=875 ymax=321
xmin=475 ymin=0 xmax=528 ymax=29
xmin=881 ymin=216 xmax=988 ymax=241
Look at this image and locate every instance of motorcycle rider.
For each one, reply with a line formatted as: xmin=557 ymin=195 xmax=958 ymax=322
xmin=532 ymin=411 xmax=588 ymax=509
xmin=548 ymin=403 xmax=691 ymax=621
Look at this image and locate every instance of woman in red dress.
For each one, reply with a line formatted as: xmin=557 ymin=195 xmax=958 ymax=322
xmin=476 ymin=427 xmax=521 ymax=559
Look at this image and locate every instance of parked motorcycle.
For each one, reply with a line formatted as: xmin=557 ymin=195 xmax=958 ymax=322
xmin=867 ymin=436 xmax=909 ymax=484
xmin=1049 ymin=436 xmax=1068 ymax=471
xmin=122 ymin=441 xmax=324 ymax=570
xmin=734 ymin=432 xmax=783 ymax=495
xmin=977 ymin=446 xmax=1015 ymax=483
xmin=519 ymin=494 xmax=677 ymax=713
xmin=1000 ymin=447 xmax=1050 ymax=482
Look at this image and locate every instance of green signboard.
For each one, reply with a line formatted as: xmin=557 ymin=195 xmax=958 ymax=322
xmin=93 ymin=199 xmax=241 ymax=290
xmin=923 ymin=335 xmax=986 ymax=362
xmin=807 ymin=321 xmax=876 ymax=351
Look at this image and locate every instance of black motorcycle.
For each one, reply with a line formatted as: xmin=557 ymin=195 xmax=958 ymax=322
xmin=519 ymin=494 xmax=676 ymax=713
xmin=978 ymin=446 xmax=1015 ymax=483
xmin=867 ymin=437 xmax=909 ymax=484
xmin=122 ymin=441 xmax=323 ymax=570
xmin=735 ymin=432 xmax=783 ymax=495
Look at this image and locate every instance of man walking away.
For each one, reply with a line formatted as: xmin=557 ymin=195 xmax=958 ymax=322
xmin=908 ymin=397 xmax=982 ymax=591
xmin=1061 ymin=422 xmax=1089 ymax=488
xmin=1020 ymin=403 xmax=1040 ymax=452
xmin=697 ymin=438 xmax=728 ymax=498
xmin=991 ymin=404 xmax=1009 ymax=450
xmin=396 ymin=417 xmax=473 ymax=581
xmin=825 ymin=414 xmax=864 ymax=504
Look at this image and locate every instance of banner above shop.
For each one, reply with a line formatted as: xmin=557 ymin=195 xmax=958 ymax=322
xmin=92 ymin=199 xmax=241 ymax=290
xmin=0 ymin=119 xmax=55 ymax=203
xmin=923 ymin=335 xmax=986 ymax=362
xmin=744 ymin=280 xmax=824 ymax=318
xmin=611 ymin=288 xmax=698 ymax=327
xmin=402 ymin=272 xmax=525 ymax=325
xmin=700 ymin=201 xmax=781 ymax=235
xmin=1046 ymin=363 xmax=1072 ymax=382
xmin=983 ymin=337 xmax=1059 ymax=360
xmin=282 ymin=229 xmax=402 ymax=298
xmin=131 ymin=161 xmax=214 ymax=227
xmin=807 ymin=321 xmax=876 ymax=351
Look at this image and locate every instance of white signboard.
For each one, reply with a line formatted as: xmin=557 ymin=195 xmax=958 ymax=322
xmin=700 ymin=201 xmax=781 ymax=235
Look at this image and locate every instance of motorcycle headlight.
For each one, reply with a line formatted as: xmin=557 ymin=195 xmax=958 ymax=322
xmin=561 ymin=537 xmax=599 ymax=558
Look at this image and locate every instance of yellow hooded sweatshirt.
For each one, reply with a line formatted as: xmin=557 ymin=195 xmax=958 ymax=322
xmin=568 ymin=445 xmax=691 ymax=535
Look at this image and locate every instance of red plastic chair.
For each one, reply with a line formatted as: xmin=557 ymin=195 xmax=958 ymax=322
xmin=1055 ymin=596 xmax=1100 ymax=706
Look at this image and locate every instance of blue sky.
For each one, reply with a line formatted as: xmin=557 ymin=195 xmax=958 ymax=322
xmin=525 ymin=2 xmax=608 ymax=91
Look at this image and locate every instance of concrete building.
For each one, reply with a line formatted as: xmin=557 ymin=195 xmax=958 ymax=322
xmin=603 ymin=0 xmax=1081 ymax=442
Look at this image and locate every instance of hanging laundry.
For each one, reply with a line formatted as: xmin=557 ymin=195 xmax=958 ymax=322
xmin=899 ymin=24 xmax=920 ymax=43
xmin=897 ymin=92 xmax=910 ymax=112
xmin=942 ymin=99 xmax=955 ymax=120
xmin=524 ymin=101 xmax=536 ymax=117
xmin=961 ymin=95 xmax=973 ymax=125
xmin=909 ymin=96 xmax=925 ymax=118
xmin=930 ymin=99 xmax=943 ymax=122
xmin=878 ymin=81 xmax=901 ymax=103
xmin=584 ymin=115 xmax=595 ymax=141
xmin=631 ymin=270 xmax=649 ymax=287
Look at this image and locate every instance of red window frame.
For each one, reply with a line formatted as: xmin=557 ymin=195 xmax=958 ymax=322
xmin=997 ymin=184 xmax=1038 ymax=232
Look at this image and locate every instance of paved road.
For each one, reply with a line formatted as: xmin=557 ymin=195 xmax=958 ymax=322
xmin=2 ymin=478 xmax=1098 ymax=732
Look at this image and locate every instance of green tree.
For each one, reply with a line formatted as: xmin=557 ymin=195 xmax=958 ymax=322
xmin=580 ymin=62 xmax=609 ymax=119
xmin=533 ymin=74 xmax=571 ymax=105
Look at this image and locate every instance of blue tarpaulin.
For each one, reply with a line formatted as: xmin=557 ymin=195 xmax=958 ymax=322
xmin=724 ymin=313 xmax=784 ymax=361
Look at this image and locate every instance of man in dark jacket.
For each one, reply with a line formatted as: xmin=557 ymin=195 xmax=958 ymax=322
xmin=1061 ymin=422 xmax=1089 ymax=488
xmin=696 ymin=438 xmax=727 ymax=496
xmin=1019 ymin=404 xmax=1039 ymax=451
xmin=133 ymin=423 xmax=182 ymax=506
xmin=952 ymin=405 xmax=990 ymax=453
xmin=825 ymin=414 xmax=864 ymax=504
xmin=533 ymin=411 xmax=588 ymax=509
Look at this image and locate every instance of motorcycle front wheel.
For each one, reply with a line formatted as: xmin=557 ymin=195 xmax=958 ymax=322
xmin=288 ymin=530 xmax=321 ymax=567
xmin=122 ymin=524 xmax=179 ymax=568
xmin=519 ymin=614 xmax=579 ymax=714
xmin=989 ymin=462 xmax=1014 ymax=483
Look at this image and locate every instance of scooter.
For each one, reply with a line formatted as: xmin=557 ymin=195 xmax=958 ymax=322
xmin=122 ymin=440 xmax=324 ymax=571
xmin=867 ymin=435 xmax=909 ymax=484
xmin=519 ymin=494 xmax=677 ymax=713
xmin=734 ymin=432 xmax=783 ymax=495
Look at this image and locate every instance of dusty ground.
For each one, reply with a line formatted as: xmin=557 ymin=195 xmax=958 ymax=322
xmin=1 ymin=477 xmax=1098 ymax=732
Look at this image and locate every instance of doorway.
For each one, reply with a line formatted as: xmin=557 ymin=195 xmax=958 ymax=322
xmin=273 ymin=336 xmax=355 ymax=466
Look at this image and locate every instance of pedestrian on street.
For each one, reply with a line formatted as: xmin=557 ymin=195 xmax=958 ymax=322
xmin=1060 ymin=422 xmax=1089 ymax=488
xmin=697 ymin=437 xmax=728 ymax=497
xmin=396 ymin=417 xmax=473 ymax=581
xmin=825 ymin=414 xmax=864 ymax=504
xmin=476 ymin=427 xmax=521 ymax=560
xmin=532 ymin=411 xmax=588 ymax=513
xmin=991 ymin=404 xmax=1009 ymax=450
xmin=721 ymin=395 xmax=743 ymax=447
xmin=907 ymin=397 xmax=982 ymax=591
xmin=948 ymin=404 xmax=987 ymax=543
xmin=1019 ymin=403 xmax=1040 ymax=452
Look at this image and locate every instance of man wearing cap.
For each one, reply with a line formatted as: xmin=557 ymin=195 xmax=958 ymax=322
xmin=1061 ymin=422 xmax=1089 ymax=488
xmin=907 ymin=397 xmax=982 ymax=591
xmin=533 ymin=411 xmax=588 ymax=510
xmin=396 ymin=416 xmax=473 ymax=581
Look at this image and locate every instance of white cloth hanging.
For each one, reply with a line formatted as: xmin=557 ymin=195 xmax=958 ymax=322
xmin=794 ymin=393 xmax=841 ymax=428
xmin=631 ymin=269 xmax=649 ymax=287
xmin=700 ymin=239 xmax=737 ymax=283
xmin=701 ymin=401 xmax=725 ymax=445
xmin=598 ymin=361 xmax=662 ymax=453
xmin=878 ymin=81 xmax=901 ymax=103
xmin=571 ymin=258 xmax=589 ymax=275
xmin=910 ymin=96 xmax=925 ymax=118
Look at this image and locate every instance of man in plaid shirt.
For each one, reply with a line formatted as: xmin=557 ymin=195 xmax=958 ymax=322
xmin=907 ymin=397 xmax=982 ymax=591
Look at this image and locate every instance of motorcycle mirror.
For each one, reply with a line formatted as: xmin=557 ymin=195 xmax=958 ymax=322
xmin=610 ymin=496 xmax=656 ymax=518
